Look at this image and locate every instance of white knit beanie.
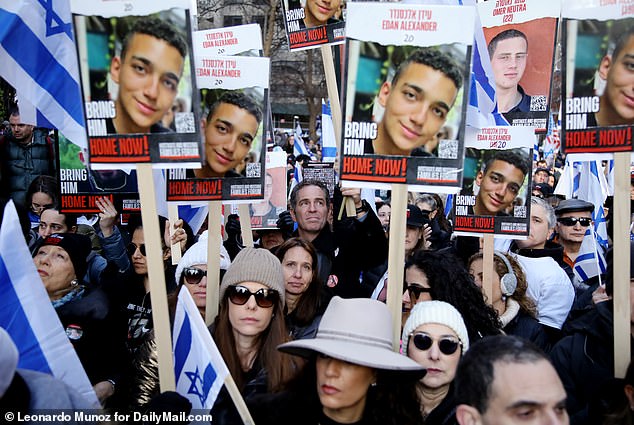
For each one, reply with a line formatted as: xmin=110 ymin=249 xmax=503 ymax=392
xmin=220 ymin=247 xmax=285 ymax=306
xmin=175 ymin=230 xmax=231 ymax=284
xmin=0 ymin=327 xmax=18 ymax=397
xmin=401 ymin=300 xmax=470 ymax=354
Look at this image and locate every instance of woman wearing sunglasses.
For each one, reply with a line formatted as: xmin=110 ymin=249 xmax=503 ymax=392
xmin=404 ymin=250 xmax=501 ymax=342
xmin=402 ymin=300 xmax=469 ymax=425
xmin=211 ymin=247 xmax=298 ymax=423
xmin=275 ymin=238 xmax=331 ymax=340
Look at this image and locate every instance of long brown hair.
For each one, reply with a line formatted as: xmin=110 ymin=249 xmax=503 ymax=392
xmin=275 ymin=238 xmax=323 ymax=325
xmin=212 ymin=290 xmax=297 ymax=392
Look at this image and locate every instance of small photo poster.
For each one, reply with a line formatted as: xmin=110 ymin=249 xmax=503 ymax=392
xmin=340 ymin=2 xmax=474 ymax=194
xmin=561 ymin=0 xmax=634 ymax=153
xmin=249 ymin=150 xmax=288 ymax=230
xmin=70 ymin=0 xmax=202 ymax=167
xmin=479 ymin=0 xmax=559 ymax=131
xmin=453 ymin=126 xmax=534 ymax=238
xmin=281 ymin=0 xmax=345 ymax=50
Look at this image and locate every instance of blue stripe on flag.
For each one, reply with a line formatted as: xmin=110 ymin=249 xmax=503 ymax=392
xmin=174 ymin=313 xmax=192 ymax=380
xmin=0 ymin=8 xmax=83 ymax=125
xmin=0 ymin=256 xmax=51 ymax=373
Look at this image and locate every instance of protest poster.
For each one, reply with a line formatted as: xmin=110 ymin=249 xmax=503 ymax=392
xmin=166 ymin=38 xmax=271 ymax=202
xmin=561 ymin=0 xmax=634 ymax=153
xmin=479 ymin=0 xmax=559 ymax=131
xmin=70 ymin=0 xmax=202 ymax=167
xmin=249 ymin=150 xmax=287 ymax=229
xmin=453 ymin=126 xmax=533 ymax=238
xmin=339 ymin=2 xmax=474 ymax=193
xmin=192 ymin=24 xmax=263 ymax=56
xmin=303 ymin=162 xmax=336 ymax=201
xmin=281 ymin=0 xmax=345 ymax=51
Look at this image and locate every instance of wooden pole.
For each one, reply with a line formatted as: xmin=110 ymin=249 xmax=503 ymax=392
xmin=238 ymin=204 xmax=254 ymax=248
xmin=168 ymin=203 xmax=182 ymax=265
xmin=136 ymin=164 xmax=175 ymax=392
xmin=482 ymin=234 xmax=495 ymax=308
xmin=613 ymin=152 xmax=631 ymax=378
xmin=206 ymin=201 xmax=222 ymax=326
xmin=387 ymin=184 xmax=408 ymax=351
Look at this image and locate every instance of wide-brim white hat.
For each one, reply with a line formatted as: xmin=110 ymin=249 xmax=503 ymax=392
xmin=279 ymin=297 xmax=425 ymax=376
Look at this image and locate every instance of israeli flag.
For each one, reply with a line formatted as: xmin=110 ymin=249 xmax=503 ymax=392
xmin=0 ymin=0 xmax=87 ymax=149
xmin=0 ymin=201 xmax=98 ymax=406
xmin=321 ymin=100 xmax=337 ymax=163
xmin=173 ymin=288 xmax=229 ymax=410
xmin=293 ymin=122 xmax=315 ymax=160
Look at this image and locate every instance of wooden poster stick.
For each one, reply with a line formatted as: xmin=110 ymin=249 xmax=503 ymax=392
xmin=320 ymin=45 xmax=355 ymax=215
xmin=238 ymin=204 xmax=254 ymax=248
xmin=168 ymin=203 xmax=182 ymax=265
xmin=482 ymin=234 xmax=495 ymax=308
xmin=206 ymin=201 xmax=223 ymax=326
xmin=613 ymin=152 xmax=631 ymax=378
xmin=224 ymin=375 xmax=256 ymax=425
xmin=387 ymin=184 xmax=408 ymax=351
xmin=136 ymin=164 xmax=175 ymax=392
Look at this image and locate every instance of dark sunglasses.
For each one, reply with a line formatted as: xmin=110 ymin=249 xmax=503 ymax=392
xmin=407 ymin=284 xmax=432 ymax=299
xmin=183 ymin=267 xmax=207 ymax=285
xmin=127 ymin=242 xmax=146 ymax=256
xmin=410 ymin=333 xmax=461 ymax=355
xmin=557 ymin=217 xmax=592 ymax=227
xmin=227 ymin=285 xmax=278 ymax=308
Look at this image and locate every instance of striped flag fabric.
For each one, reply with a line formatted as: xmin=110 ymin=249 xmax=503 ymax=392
xmin=173 ymin=288 xmax=229 ymax=410
xmin=0 ymin=201 xmax=98 ymax=406
xmin=293 ymin=122 xmax=315 ymax=160
xmin=320 ymin=99 xmax=337 ymax=163
xmin=0 ymin=0 xmax=87 ymax=149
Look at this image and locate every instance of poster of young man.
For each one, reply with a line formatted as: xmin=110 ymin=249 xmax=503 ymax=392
xmin=453 ymin=126 xmax=533 ymax=238
xmin=479 ymin=0 xmax=558 ymax=131
xmin=166 ymin=48 xmax=271 ymax=202
xmin=561 ymin=1 xmax=634 ymax=153
xmin=70 ymin=0 xmax=202 ymax=167
xmin=340 ymin=2 xmax=473 ymax=193
xmin=281 ymin=0 xmax=345 ymax=51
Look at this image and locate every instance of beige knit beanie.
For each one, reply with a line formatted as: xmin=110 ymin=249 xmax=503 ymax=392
xmin=220 ymin=247 xmax=285 ymax=306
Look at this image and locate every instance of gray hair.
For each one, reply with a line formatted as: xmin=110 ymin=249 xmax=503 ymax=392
xmin=531 ymin=196 xmax=556 ymax=228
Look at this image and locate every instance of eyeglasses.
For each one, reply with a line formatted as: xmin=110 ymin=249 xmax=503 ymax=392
xmin=127 ymin=242 xmax=146 ymax=257
xmin=409 ymin=333 xmax=461 ymax=355
xmin=227 ymin=285 xmax=278 ymax=308
xmin=407 ymin=284 xmax=432 ymax=299
xmin=183 ymin=267 xmax=207 ymax=285
xmin=557 ymin=217 xmax=592 ymax=227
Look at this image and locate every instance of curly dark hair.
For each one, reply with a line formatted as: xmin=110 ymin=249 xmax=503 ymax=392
xmin=483 ymin=150 xmax=530 ymax=178
xmin=207 ymin=91 xmax=263 ymax=125
xmin=392 ymin=47 xmax=463 ymax=91
xmin=406 ymin=249 xmax=502 ymax=341
xmin=121 ymin=16 xmax=188 ymax=59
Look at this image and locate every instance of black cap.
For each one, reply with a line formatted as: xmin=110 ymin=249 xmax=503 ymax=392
xmin=534 ymin=167 xmax=551 ymax=176
xmin=406 ymin=204 xmax=426 ymax=228
xmin=554 ymin=199 xmax=594 ymax=216
xmin=40 ymin=233 xmax=91 ymax=281
xmin=532 ymin=183 xmax=553 ymax=197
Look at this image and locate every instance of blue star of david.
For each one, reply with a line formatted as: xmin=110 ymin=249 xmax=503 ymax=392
xmin=184 ymin=364 xmax=215 ymax=406
xmin=38 ymin=0 xmax=73 ymax=40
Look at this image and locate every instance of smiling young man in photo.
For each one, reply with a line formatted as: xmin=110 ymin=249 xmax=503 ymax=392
xmin=473 ymin=151 xmax=529 ymax=216
xmin=109 ymin=17 xmax=187 ymax=134
xmin=302 ymin=0 xmax=342 ymax=28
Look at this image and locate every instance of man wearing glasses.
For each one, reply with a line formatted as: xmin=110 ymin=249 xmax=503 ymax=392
xmin=488 ymin=29 xmax=532 ymax=114
xmin=554 ymin=199 xmax=595 ymax=289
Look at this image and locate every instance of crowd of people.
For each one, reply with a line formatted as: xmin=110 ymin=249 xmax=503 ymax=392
xmin=0 ymin=104 xmax=632 ymax=425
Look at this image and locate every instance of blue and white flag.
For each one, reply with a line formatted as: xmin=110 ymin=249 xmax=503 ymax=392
xmin=321 ymin=100 xmax=337 ymax=163
xmin=173 ymin=288 xmax=229 ymax=410
xmin=0 ymin=201 xmax=98 ymax=406
xmin=0 ymin=0 xmax=87 ymax=149
xmin=573 ymin=227 xmax=607 ymax=283
xmin=293 ymin=122 xmax=315 ymax=160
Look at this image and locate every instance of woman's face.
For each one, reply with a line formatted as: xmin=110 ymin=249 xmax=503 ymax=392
xmin=407 ymin=323 xmax=461 ymax=390
xmin=377 ymin=204 xmax=391 ymax=228
xmin=31 ymin=191 xmax=54 ymax=216
xmin=468 ymin=258 xmax=503 ymax=306
xmin=404 ymin=226 xmax=423 ymax=254
xmin=130 ymin=228 xmax=148 ymax=275
xmin=228 ymin=281 xmax=275 ymax=339
xmin=404 ymin=265 xmax=433 ymax=305
xmin=34 ymin=245 xmax=76 ymax=299
xmin=316 ymin=355 xmax=376 ymax=423
xmin=282 ymin=246 xmax=313 ymax=297
xmin=183 ymin=263 xmax=208 ymax=312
